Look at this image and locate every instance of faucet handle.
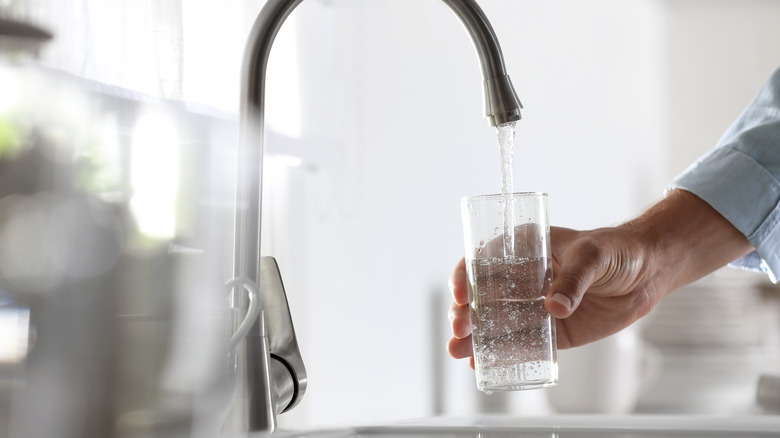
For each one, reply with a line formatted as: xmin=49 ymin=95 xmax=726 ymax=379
xmin=259 ymin=256 xmax=307 ymax=413
xmin=224 ymin=257 xmax=306 ymax=433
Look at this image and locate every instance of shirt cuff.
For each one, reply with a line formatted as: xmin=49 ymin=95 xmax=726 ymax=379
xmin=667 ymin=146 xmax=780 ymax=283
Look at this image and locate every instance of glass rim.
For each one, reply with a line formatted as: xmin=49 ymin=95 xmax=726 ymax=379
xmin=460 ymin=191 xmax=548 ymax=203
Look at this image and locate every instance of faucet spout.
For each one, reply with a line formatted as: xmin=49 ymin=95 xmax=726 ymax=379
xmin=229 ymin=0 xmax=521 ymax=433
xmin=440 ymin=0 xmax=523 ymax=126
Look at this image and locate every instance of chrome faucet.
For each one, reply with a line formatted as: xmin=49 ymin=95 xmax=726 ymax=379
xmin=226 ymin=0 xmax=523 ymax=433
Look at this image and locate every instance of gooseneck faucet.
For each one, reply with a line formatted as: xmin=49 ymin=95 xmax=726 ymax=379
xmin=227 ymin=0 xmax=522 ymax=433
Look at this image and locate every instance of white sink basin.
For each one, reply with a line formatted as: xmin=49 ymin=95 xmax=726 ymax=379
xmin=268 ymin=415 xmax=780 ymax=438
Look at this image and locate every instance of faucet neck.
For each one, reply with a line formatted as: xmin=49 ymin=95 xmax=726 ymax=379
xmin=230 ymin=0 xmax=523 ymax=433
xmin=234 ymin=0 xmax=523 ymax=327
xmin=440 ymin=0 xmax=523 ymax=125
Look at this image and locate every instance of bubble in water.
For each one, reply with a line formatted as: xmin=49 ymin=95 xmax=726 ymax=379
xmin=470 ymin=256 xmax=557 ymax=392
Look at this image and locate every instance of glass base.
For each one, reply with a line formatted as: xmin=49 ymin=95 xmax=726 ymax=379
xmin=478 ymin=379 xmax=557 ymax=394
xmin=475 ymin=359 xmax=559 ymax=394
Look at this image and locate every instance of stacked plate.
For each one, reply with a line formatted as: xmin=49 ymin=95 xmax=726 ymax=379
xmin=642 ymin=267 xmax=771 ymax=348
xmin=637 ymin=267 xmax=780 ymax=414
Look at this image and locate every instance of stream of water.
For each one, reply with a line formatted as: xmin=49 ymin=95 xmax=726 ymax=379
xmin=496 ymin=121 xmax=517 ymax=257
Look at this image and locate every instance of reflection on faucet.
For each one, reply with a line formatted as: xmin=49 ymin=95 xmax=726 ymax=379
xmin=227 ymin=0 xmax=523 ymax=433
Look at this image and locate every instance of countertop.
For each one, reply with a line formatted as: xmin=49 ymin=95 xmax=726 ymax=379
xmin=263 ymin=414 xmax=780 ymax=438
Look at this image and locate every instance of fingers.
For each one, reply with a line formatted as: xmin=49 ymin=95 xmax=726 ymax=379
xmin=446 ymin=334 xmax=473 ymax=360
xmin=449 ymin=257 xmax=468 ymax=306
xmin=447 ymin=303 xmax=475 ymax=368
xmin=550 ymin=226 xmax=575 ymax=273
xmin=546 ymin=273 xmax=587 ymax=318
xmin=448 ymin=301 xmax=471 ymax=339
xmin=546 ymin=238 xmax=603 ymax=319
xmin=448 ymin=257 xmax=474 ymax=367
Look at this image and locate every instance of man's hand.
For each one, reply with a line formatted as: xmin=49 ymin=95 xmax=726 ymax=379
xmin=447 ymin=190 xmax=753 ymax=365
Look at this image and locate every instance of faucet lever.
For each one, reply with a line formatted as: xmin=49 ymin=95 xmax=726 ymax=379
xmin=259 ymin=256 xmax=307 ymax=413
xmin=224 ymin=257 xmax=306 ymax=433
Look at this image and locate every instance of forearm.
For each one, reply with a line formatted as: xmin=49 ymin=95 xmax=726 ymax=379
xmin=624 ymin=189 xmax=754 ymax=296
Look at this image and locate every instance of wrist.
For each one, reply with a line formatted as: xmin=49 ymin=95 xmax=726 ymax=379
xmin=622 ymin=189 xmax=753 ymax=296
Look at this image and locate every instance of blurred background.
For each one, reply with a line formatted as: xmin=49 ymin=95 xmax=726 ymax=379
xmin=1 ymin=0 xmax=779 ymax=435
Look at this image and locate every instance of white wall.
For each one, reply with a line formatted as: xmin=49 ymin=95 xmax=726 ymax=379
xmin=658 ymin=0 xmax=780 ymax=183
xmin=256 ymin=0 xmax=780 ymax=429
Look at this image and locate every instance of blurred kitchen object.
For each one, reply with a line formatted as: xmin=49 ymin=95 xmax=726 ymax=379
xmin=638 ymin=267 xmax=780 ymax=414
xmin=756 ymin=373 xmax=780 ymax=414
xmin=548 ymin=266 xmax=779 ymax=416
xmin=547 ymin=325 xmax=660 ymax=414
xmin=0 ymin=11 xmax=233 ymax=438
xmin=0 ymin=15 xmax=50 ymax=54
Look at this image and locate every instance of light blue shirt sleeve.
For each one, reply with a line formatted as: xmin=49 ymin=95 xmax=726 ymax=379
xmin=667 ymin=66 xmax=780 ymax=283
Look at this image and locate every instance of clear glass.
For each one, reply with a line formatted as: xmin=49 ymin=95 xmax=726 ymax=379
xmin=460 ymin=192 xmax=558 ymax=393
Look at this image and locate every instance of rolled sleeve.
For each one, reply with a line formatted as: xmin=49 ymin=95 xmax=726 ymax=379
xmin=667 ymin=67 xmax=780 ymax=283
xmin=669 ymin=147 xmax=780 ymax=282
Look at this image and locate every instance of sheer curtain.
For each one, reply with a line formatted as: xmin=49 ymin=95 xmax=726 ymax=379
xmin=4 ymin=0 xmax=264 ymax=112
xmin=10 ymin=0 xmax=183 ymax=100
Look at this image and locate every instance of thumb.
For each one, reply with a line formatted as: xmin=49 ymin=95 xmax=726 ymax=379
xmin=545 ymin=247 xmax=602 ymax=319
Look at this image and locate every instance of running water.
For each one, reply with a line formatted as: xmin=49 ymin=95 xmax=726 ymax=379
xmin=496 ymin=121 xmax=517 ymax=257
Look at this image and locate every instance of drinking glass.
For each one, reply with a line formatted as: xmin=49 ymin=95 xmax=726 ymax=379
xmin=460 ymin=192 xmax=557 ymax=392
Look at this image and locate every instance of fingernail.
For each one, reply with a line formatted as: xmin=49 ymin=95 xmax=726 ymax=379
xmin=550 ymin=293 xmax=572 ymax=310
